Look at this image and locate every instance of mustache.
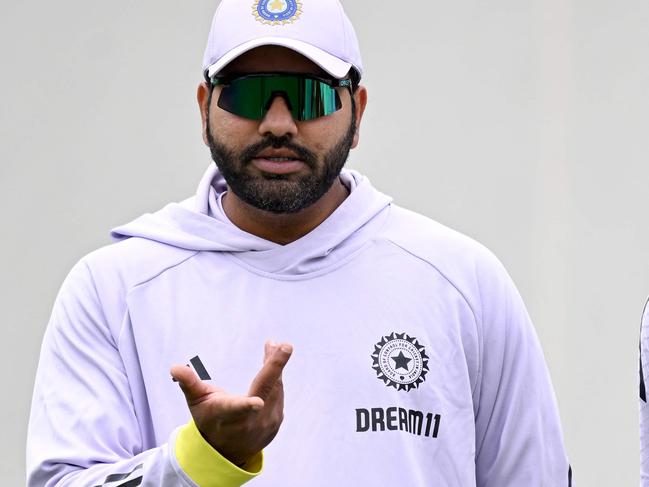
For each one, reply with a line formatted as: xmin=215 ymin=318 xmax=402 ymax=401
xmin=240 ymin=136 xmax=317 ymax=168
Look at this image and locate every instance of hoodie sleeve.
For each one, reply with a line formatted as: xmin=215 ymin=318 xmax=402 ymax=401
xmin=26 ymin=260 xmax=261 ymax=487
xmin=472 ymin=255 xmax=572 ymax=487
xmin=640 ymin=298 xmax=649 ymax=486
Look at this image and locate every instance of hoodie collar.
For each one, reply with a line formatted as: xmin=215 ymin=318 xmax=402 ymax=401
xmin=112 ymin=165 xmax=392 ymax=276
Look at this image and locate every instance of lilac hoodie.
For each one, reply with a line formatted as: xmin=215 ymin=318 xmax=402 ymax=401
xmin=27 ymin=166 xmax=571 ymax=486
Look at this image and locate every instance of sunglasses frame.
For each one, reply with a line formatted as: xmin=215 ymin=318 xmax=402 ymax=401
xmin=208 ymin=72 xmax=353 ymax=89
xmin=206 ymin=72 xmax=353 ymax=121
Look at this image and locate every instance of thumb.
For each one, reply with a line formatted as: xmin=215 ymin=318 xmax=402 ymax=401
xmin=170 ymin=365 xmax=212 ymax=405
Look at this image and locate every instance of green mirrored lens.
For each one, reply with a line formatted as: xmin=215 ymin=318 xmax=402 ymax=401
xmin=300 ymin=78 xmax=340 ymax=120
xmin=216 ymin=75 xmax=342 ymax=121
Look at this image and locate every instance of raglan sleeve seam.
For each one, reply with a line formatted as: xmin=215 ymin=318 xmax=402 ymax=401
xmin=382 ymin=237 xmax=483 ymax=395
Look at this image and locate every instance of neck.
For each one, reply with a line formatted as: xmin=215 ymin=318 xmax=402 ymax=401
xmin=221 ymin=178 xmax=350 ymax=245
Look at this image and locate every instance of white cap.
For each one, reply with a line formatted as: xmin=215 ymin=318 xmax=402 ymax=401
xmin=202 ymin=0 xmax=363 ymax=80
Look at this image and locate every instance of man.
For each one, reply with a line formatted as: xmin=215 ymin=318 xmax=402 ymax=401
xmin=27 ymin=0 xmax=571 ymax=485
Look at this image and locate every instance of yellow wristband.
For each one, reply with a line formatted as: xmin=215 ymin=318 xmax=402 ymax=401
xmin=175 ymin=420 xmax=263 ymax=487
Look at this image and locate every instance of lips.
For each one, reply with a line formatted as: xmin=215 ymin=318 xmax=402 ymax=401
xmin=255 ymin=149 xmax=301 ymax=160
xmin=260 ymin=156 xmax=298 ymax=162
xmin=251 ymin=149 xmax=306 ymax=175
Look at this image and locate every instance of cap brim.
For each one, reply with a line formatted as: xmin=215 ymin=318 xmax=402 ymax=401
xmin=205 ymin=37 xmax=353 ymax=79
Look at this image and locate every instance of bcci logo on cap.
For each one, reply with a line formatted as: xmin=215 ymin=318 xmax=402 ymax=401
xmin=253 ymin=0 xmax=303 ymax=25
xmin=372 ymin=332 xmax=429 ymax=392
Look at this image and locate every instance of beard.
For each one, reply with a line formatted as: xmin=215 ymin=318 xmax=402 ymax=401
xmin=206 ymin=112 xmax=356 ymax=214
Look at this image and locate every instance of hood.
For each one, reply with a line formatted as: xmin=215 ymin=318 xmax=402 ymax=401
xmin=111 ymin=165 xmax=392 ymax=276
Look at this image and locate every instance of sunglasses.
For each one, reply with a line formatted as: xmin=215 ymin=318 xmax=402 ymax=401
xmin=208 ymin=73 xmax=353 ymax=121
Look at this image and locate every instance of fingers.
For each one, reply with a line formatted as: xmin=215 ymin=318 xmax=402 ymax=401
xmin=171 ymin=364 xmax=265 ymax=414
xmin=264 ymin=340 xmax=275 ymax=363
xmin=249 ymin=343 xmax=293 ymax=400
xmin=171 ymin=364 xmax=214 ymax=405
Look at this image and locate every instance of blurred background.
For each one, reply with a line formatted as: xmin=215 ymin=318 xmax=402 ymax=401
xmin=2 ymin=0 xmax=648 ymax=484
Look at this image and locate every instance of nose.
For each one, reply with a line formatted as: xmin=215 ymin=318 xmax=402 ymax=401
xmin=258 ymin=95 xmax=298 ymax=138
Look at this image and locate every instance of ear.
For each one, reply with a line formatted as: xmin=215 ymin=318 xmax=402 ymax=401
xmin=197 ymin=82 xmax=211 ymax=146
xmin=351 ymin=85 xmax=368 ymax=149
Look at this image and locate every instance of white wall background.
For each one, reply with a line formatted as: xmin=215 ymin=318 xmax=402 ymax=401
xmin=2 ymin=1 xmax=648 ymax=484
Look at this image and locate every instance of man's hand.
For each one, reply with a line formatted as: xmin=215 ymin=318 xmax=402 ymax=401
xmin=171 ymin=341 xmax=293 ymax=467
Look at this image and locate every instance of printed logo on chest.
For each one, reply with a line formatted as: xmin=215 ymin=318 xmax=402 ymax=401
xmin=354 ymin=332 xmax=443 ymax=439
xmin=372 ymin=332 xmax=429 ymax=391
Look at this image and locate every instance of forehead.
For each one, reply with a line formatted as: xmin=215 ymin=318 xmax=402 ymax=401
xmin=220 ymin=46 xmax=329 ymax=76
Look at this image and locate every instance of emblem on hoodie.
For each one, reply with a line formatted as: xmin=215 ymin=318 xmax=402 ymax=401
xmin=253 ymin=0 xmax=302 ymax=25
xmin=372 ymin=332 xmax=429 ymax=391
